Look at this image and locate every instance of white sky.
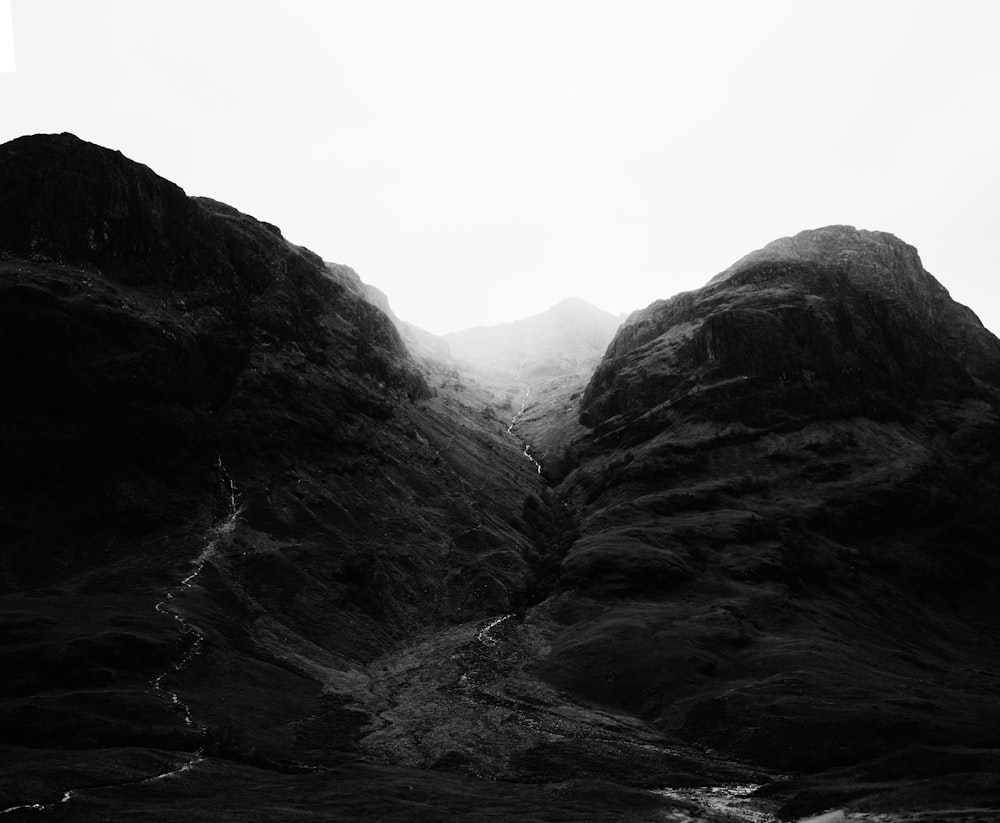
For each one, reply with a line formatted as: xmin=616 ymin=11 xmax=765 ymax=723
xmin=2 ymin=1 xmax=999 ymax=335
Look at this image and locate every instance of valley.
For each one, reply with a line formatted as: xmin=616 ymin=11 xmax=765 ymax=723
xmin=1 ymin=134 xmax=999 ymax=821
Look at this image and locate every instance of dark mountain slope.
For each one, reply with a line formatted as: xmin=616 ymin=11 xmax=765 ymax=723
xmin=0 ymin=133 xmax=427 ymax=540
xmin=324 ymin=261 xmax=452 ymax=366
xmin=0 ymin=134 xmax=591 ymax=813
xmin=540 ymin=227 xmax=1000 ymax=787
xmin=583 ymin=227 xmax=999 ymax=439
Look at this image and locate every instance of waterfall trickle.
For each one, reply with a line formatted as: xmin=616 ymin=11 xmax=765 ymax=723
xmin=506 ymin=368 xmax=543 ymax=474
xmin=150 ymin=456 xmax=241 ymax=728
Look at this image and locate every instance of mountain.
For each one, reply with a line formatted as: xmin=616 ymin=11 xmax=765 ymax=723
xmin=323 ymin=261 xmax=453 ymax=366
xmin=0 ymin=134 xmax=615 ymax=820
xmin=583 ymin=226 xmax=1000 ymax=434
xmin=444 ymin=296 xmax=620 ymax=378
xmin=540 ymin=225 xmax=1000 ymax=812
xmin=2 ymin=135 xmax=1000 ymax=821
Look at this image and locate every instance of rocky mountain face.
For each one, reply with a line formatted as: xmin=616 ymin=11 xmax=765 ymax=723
xmin=540 ymin=225 xmax=1000 ymax=810
xmin=583 ymin=227 xmax=1000 ymax=435
xmin=2 ymin=136 xmax=999 ymax=822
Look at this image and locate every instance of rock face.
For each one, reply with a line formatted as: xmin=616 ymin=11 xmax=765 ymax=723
xmin=543 ymin=225 xmax=1000 ymax=775
xmin=583 ymin=226 xmax=1000 ymax=438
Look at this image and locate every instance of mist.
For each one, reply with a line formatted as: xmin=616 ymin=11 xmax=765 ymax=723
xmin=2 ymin=0 xmax=999 ymax=335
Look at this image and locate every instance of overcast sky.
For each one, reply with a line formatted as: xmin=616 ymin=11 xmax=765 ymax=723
xmin=2 ymin=1 xmax=998 ymax=335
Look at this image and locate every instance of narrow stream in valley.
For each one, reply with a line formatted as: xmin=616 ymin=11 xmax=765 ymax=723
xmin=476 ymin=613 xmax=513 ymax=647
xmin=0 ymin=458 xmax=241 ymax=818
xmin=653 ymin=789 xmax=996 ymax=821
xmin=506 ymin=369 xmax=543 ymax=475
xmin=150 ymin=456 xmax=240 ymax=729
xmin=655 ymin=784 xmax=776 ymax=822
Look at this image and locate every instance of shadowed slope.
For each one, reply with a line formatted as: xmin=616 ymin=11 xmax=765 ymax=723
xmin=0 ymin=134 xmax=554 ymax=802
xmin=541 ymin=226 xmax=1000 ymax=777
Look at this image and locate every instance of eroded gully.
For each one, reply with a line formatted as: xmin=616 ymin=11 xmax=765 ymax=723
xmin=506 ymin=372 xmax=542 ymax=475
xmin=457 ymin=375 xmax=536 ymax=663
xmin=445 ymin=377 xmax=543 ymax=545
xmin=0 ymin=458 xmax=242 ymax=818
xmin=466 ymin=376 xmax=539 ymax=647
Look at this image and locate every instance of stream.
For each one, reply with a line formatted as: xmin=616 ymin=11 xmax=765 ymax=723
xmin=656 ymin=784 xmax=775 ymax=822
xmin=476 ymin=614 xmax=513 ymax=647
xmin=654 ymin=788 xmax=998 ymax=822
xmin=4 ymin=437 xmax=979 ymax=821
xmin=150 ymin=457 xmax=240 ymax=729
xmin=0 ymin=458 xmax=241 ymax=817
xmin=506 ymin=374 xmax=543 ymax=475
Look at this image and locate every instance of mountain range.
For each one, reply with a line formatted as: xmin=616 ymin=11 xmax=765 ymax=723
xmin=1 ymin=133 xmax=998 ymax=822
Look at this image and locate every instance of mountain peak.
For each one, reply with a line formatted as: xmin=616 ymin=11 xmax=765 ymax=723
xmin=711 ymin=225 xmax=927 ymax=293
xmin=548 ymin=295 xmax=600 ymax=311
xmin=442 ymin=297 xmax=621 ymax=373
xmin=712 ymin=225 xmax=910 ymax=280
xmin=583 ymin=227 xmax=1000 ymax=433
xmin=709 ymin=225 xmax=1000 ymax=384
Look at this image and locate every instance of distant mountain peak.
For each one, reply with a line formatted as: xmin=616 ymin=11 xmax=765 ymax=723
xmin=548 ymin=295 xmax=601 ymax=310
xmin=442 ymin=297 xmax=621 ymax=374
